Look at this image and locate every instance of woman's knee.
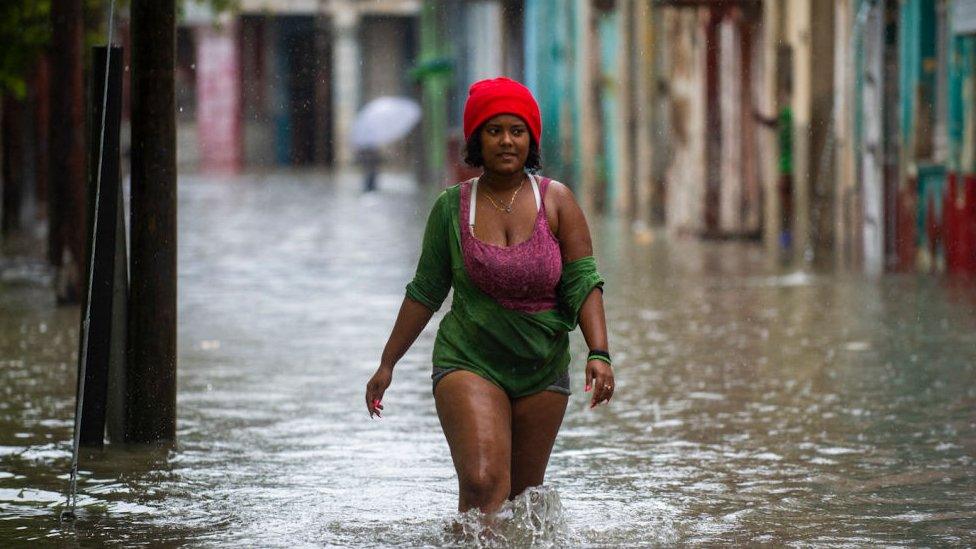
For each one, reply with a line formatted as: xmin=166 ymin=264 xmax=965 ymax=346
xmin=459 ymin=469 xmax=510 ymax=508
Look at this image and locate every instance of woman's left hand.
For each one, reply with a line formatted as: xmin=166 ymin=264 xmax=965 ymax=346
xmin=585 ymin=359 xmax=614 ymax=408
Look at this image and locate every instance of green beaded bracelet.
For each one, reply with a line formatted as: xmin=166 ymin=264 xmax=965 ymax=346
xmin=587 ymin=354 xmax=612 ymax=366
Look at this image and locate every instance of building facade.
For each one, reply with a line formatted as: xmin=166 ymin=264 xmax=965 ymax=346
xmin=179 ymin=0 xmax=422 ymax=173
xmin=171 ymin=0 xmax=976 ymax=275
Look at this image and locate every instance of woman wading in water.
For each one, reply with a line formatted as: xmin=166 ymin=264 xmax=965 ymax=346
xmin=365 ymin=77 xmax=613 ymax=517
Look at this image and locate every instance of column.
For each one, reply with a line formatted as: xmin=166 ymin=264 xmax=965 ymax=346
xmin=760 ymin=0 xmax=782 ymax=255
xmin=574 ymin=0 xmax=598 ymax=211
xmin=332 ymin=2 xmax=361 ymax=168
xmin=788 ymin=0 xmax=812 ymax=263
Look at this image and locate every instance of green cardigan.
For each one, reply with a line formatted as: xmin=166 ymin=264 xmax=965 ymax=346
xmin=405 ymin=183 xmax=605 ymax=397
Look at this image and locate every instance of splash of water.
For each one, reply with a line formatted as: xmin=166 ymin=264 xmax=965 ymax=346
xmin=441 ymin=485 xmax=570 ymax=548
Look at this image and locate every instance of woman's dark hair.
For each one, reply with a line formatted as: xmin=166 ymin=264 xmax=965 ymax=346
xmin=463 ymin=122 xmax=542 ymax=173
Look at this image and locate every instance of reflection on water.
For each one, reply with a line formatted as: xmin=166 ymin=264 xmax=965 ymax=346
xmin=1 ymin=172 xmax=975 ymax=545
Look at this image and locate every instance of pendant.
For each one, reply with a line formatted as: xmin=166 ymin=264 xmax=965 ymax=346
xmin=503 ymin=206 xmax=512 ymax=213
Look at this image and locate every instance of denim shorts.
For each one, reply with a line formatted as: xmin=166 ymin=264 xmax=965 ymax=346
xmin=431 ymin=366 xmax=571 ymax=397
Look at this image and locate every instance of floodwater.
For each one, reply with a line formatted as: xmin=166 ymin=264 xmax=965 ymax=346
xmin=1 ymin=171 xmax=975 ymax=546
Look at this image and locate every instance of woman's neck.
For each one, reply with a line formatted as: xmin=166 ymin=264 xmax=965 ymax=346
xmin=480 ymin=170 xmax=526 ymax=192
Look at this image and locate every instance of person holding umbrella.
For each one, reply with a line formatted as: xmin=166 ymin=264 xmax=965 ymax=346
xmin=351 ymin=96 xmax=421 ymax=192
xmin=365 ymin=77 xmax=613 ymax=518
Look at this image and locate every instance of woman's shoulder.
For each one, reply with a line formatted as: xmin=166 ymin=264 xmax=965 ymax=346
xmin=537 ymin=177 xmax=577 ymax=210
xmin=425 ymin=183 xmax=463 ymax=221
xmin=433 ymin=182 xmax=462 ymax=201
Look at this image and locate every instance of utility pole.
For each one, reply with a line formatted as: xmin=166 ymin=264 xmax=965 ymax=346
xmin=128 ymin=0 xmax=177 ymax=443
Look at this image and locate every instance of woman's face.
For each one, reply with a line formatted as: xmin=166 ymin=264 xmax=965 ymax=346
xmin=479 ymin=114 xmax=530 ymax=176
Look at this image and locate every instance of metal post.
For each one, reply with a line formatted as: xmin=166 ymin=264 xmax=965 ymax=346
xmin=78 ymin=45 xmax=125 ymax=448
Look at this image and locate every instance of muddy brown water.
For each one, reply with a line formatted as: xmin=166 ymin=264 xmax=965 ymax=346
xmin=1 ymin=172 xmax=974 ymax=546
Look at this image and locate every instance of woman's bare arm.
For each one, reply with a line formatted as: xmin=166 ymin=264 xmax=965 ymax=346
xmin=368 ymin=192 xmax=452 ymax=417
xmin=366 ymin=297 xmax=436 ymax=418
xmin=550 ymin=182 xmax=614 ymax=407
xmin=380 ymin=297 xmax=436 ymax=370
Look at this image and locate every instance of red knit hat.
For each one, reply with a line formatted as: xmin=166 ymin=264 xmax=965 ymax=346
xmin=463 ymin=77 xmax=542 ymax=143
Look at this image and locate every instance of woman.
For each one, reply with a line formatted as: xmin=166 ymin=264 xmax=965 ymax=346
xmin=365 ymin=77 xmax=613 ymax=515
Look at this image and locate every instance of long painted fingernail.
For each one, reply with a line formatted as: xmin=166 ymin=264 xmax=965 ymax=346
xmin=585 ymin=384 xmax=591 ymax=392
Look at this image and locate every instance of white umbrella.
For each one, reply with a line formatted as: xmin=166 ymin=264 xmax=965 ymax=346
xmin=351 ymin=96 xmax=421 ymax=150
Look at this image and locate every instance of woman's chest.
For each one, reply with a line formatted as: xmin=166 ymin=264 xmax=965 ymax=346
xmin=469 ymin=193 xmax=559 ymax=247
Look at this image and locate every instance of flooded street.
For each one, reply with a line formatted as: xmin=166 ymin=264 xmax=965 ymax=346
xmin=2 ymin=172 xmax=975 ymax=546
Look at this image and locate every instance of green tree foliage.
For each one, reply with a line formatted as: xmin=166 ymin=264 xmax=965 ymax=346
xmin=0 ymin=3 xmax=50 ymax=98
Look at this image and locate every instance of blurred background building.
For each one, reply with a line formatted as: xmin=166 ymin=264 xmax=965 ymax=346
xmin=176 ymin=0 xmax=422 ymax=172
xmin=2 ymin=0 xmax=976 ymax=276
xmin=442 ymin=0 xmax=976 ymax=276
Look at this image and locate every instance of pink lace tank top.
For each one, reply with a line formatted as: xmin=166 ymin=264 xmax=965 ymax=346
xmin=460 ymin=175 xmax=563 ymax=313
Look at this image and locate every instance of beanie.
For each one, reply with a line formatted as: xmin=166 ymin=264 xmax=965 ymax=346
xmin=462 ymin=77 xmax=542 ymax=143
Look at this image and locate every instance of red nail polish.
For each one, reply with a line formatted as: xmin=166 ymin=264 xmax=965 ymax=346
xmin=585 ymin=384 xmax=591 ymax=392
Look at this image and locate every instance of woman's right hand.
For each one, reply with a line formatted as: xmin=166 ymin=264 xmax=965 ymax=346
xmin=365 ymin=365 xmax=393 ymax=418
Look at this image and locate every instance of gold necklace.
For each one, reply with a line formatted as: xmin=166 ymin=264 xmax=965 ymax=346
xmin=480 ymin=176 xmax=525 ymax=214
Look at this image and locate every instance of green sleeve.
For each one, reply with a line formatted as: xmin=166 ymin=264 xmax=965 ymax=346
xmin=405 ymin=191 xmax=453 ymax=312
xmin=558 ymin=256 xmax=605 ymax=326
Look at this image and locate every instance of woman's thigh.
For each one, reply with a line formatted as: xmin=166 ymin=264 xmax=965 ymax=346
xmin=434 ymin=370 xmax=513 ymax=508
xmin=509 ymin=390 xmax=569 ymax=498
